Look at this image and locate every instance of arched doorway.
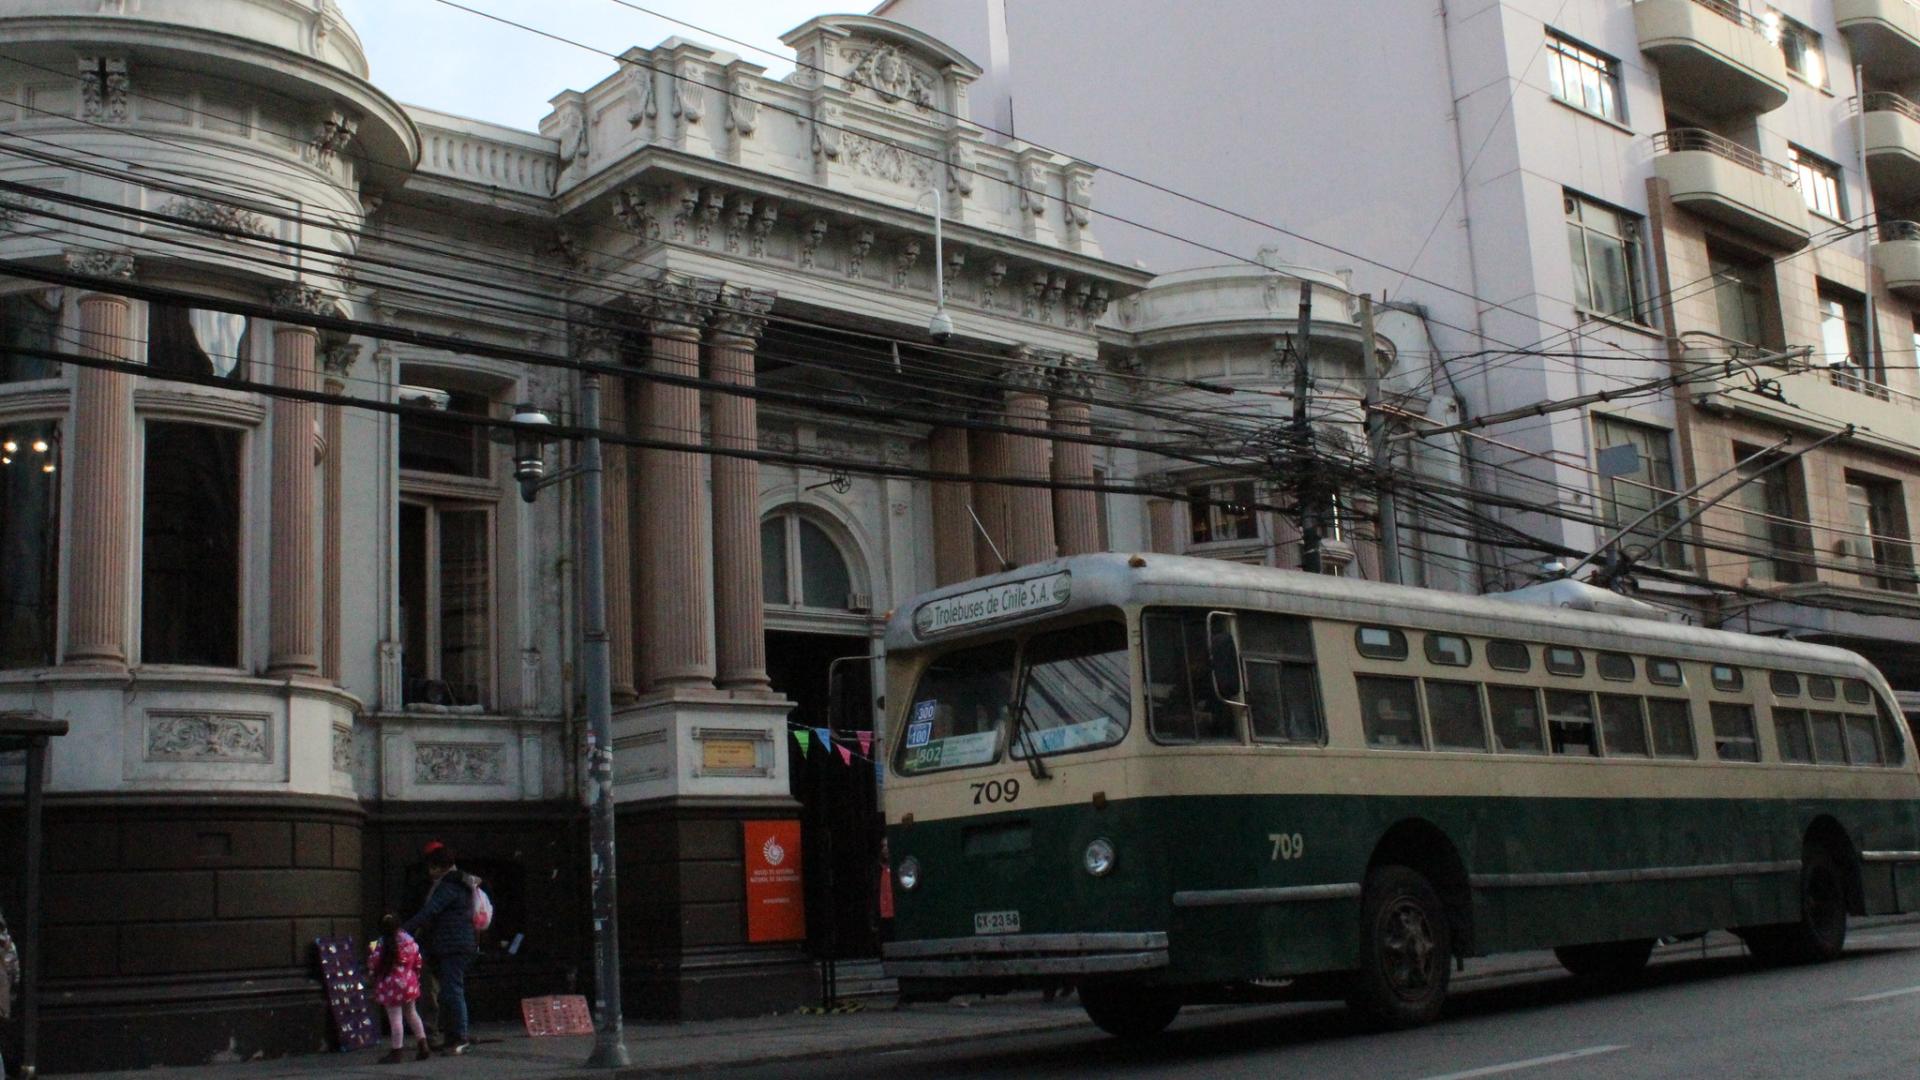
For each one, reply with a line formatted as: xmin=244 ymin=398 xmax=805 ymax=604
xmin=759 ymin=507 xmax=884 ymax=965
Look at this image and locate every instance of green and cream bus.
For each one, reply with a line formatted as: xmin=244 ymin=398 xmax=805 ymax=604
xmin=875 ymin=553 xmax=1920 ymax=1036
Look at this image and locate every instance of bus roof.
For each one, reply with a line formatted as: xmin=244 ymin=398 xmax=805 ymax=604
xmin=885 ymin=553 xmax=1876 ymax=680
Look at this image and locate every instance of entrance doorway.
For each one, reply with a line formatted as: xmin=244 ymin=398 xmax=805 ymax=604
xmin=766 ymin=630 xmax=882 ymax=962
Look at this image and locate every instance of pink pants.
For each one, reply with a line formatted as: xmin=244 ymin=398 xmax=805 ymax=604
xmin=386 ymin=1000 xmax=426 ymax=1048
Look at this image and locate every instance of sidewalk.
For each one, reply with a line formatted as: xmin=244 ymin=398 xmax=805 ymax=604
xmin=53 ymin=921 xmax=1920 ymax=1080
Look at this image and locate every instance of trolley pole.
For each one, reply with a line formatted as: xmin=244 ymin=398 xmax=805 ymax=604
xmin=1292 ymin=279 xmax=1321 ymax=573
xmin=1360 ymin=295 xmax=1403 ymax=584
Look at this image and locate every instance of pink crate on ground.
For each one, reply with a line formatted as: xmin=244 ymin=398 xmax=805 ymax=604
xmin=521 ymin=994 xmax=596 ymax=1037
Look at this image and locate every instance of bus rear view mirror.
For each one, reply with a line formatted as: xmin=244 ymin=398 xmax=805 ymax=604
xmin=827 ymin=655 xmax=873 ymax=733
xmin=1206 ymin=610 xmax=1246 ymax=707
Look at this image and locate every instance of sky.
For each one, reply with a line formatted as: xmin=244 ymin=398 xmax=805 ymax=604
xmin=335 ymin=0 xmax=849 ymax=131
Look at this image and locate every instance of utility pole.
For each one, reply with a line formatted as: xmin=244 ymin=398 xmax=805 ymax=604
xmin=1360 ymin=294 xmax=1403 ymax=584
xmin=1292 ymin=279 xmax=1321 ymax=573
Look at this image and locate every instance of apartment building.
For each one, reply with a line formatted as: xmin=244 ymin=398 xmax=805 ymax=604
xmin=882 ymin=0 xmax=1920 ymax=688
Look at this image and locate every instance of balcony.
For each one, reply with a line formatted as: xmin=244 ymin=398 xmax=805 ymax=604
xmin=1876 ymin=221 xmax=1920 ymax=301
xmin=1835 ymin=0 xmax=1920 ymax=84
xmin=1863 ymin=92 xmax=1920 ymax=204
xmin=1652 ymin=129 xmax=1811 ymax=250
xmin=1634 ymin=0 xmax=1790 ymax=116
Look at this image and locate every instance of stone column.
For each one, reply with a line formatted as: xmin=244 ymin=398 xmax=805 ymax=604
xmin=267 ymin=286 xmax=326 ymax=679
xmin=708 ymin=287 xmax=775 ymax=692
xmin=581 ymin=326 xmax=638 ymax=706
xmin=625 ymin=374 xmax=651 ymax=691
xmin=64 ymin=258 xmax=137 ymax=670
xmin=640 ymin=281 xmax=719 ymax=689
xmin=1003 ymin=360 xmax=1057 ymax=567
xmin=928 ymin=427 xmax=974 ymax=586
xmin=969 ymin=428 xmax=1010 ymax=575
xmin=320 ymin=343 xmax=359 ymax=683
xmin=1049 ymin=358 xmax=1100 ymax=556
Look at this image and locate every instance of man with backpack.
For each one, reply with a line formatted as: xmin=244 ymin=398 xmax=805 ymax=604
xmin=404 ymin=841 xmax=488 ymax=1055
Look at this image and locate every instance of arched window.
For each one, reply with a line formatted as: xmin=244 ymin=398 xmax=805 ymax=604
xmin=761 ymin=510 xmax=861 ymax=611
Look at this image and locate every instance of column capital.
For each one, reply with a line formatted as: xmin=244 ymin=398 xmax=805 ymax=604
xmin=64 ymin=249 xmax=135 ymax=282
xmin=320 ymin=342 xmax=362 ymax=379
xmin=709 ymin=286 xmax=774 ymax=345
xmin=572 ymin=321 xmax=627 ymax=362
xmin=639 ymin=275 xmax=721 ymax=341
xmin=1001 ymin=347 xmax=1056 ymax=398
xmin=269 ymin=282 xmax=337 ymax=318
xmin=1052 ymin=354 xmax=1097 ymax=398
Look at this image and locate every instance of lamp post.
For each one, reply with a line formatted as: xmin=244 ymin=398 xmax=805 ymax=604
xmin=508 ymin=374 xmax=629 ymax=1069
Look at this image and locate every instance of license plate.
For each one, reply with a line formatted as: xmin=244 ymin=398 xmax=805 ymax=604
xmin=973 ymin=909 xmax=1021 ymax=935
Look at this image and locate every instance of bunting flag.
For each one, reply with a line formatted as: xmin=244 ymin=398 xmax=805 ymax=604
xmin=856 ymin=731 xmax=873 ymax=758
xmin=793 ymin=729 xmax=811 ymax=754
xmin=838 ymin=745 xmax=853 ymax=765
xmin=815 ymin=727 xmax=833 ymax=752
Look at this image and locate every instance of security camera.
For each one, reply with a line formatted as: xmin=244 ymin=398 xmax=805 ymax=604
xmin=928 ymin=307 xmax=954 ymax=344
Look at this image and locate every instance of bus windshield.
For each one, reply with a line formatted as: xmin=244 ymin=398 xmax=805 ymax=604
xmin=899 ymin=640 xmax=1015 ymax=774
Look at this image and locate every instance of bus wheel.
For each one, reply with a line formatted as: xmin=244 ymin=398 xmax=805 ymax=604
xmin=1080 ymin=984 xmax=1180 ymax=1039
xmin=1347 ymin=865 xmax=1452 ymax=1028
xmin=1752 ymin=847 xmax=1849 ymax=965
xmin=1553 ymin=939 xmax=1654 ymax=980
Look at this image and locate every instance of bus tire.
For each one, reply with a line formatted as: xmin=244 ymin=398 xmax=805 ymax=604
xmin=1754 ymin=846 xmax=1849 ymax=965
xmin=1080 ymin=984 xmax=1179 ymax=1039
xmin=1553 ymin=939 xmax=1654 ymax=980
xmin=1347 ymin=865 xmax=1452 ymax=1028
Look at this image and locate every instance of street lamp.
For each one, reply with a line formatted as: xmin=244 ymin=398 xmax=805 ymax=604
xmin=505 ymin=377 xmax=629 ymax=1068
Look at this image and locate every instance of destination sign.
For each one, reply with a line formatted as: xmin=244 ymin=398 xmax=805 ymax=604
xmin=913 ymin=572 xmax=1071 ymax=638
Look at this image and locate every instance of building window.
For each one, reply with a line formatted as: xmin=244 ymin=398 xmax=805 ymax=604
xmin=762 ymin=510 xmax=861 ymax=610
xmin=1546 ymin=31 xmax=1624 ymax=123
xmin=1188 ymin=480 xmax=1258 ymax=545
xmin=148 ymin=304 xmax=248 ymax=382
xmin=1564 ymin=192 xmax=1649 ymax=324
xmin=0 ymin=420 xmax=59 ymax=668
xmin=1817 ymin=281 xmax=1879 ymax=382
xmin=400 ymin=502 xmax=492 ymax=706
xmin=1707 ymin=242 xmax=1777 ymax=349
xmin=141 ymin=422 xmax=242 ymax=666
xmin=1771 ymin=11 xmax=1826 ymax=88
xmin=0 ymin=292 xmax=59 ymax=384
xmin=1593 ymin=415 xmax=1685 ymax=567
xmin=1733 ymin=444 xmax=1811 ymax=583
xmin=400 ymin=388 xmax=494 ymax=477
xmin=1844 ymin=473 xmax=1915 ymax=593
xmin=1789 ymin=146 xmax=1844 ymax=220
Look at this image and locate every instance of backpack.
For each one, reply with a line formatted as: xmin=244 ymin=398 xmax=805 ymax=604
xmin=471 ymin=884 xmax=493 ymax=932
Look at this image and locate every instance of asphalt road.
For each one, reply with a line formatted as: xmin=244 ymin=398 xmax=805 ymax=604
xmin=711 ymin=922 xmax=1920 ymax=1079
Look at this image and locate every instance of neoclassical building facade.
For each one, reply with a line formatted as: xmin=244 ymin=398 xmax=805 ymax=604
xmin=0 ymin=2 xmax=1432 ymax=1070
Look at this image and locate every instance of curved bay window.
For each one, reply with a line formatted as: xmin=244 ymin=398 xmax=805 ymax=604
xmin=148 ymin=303 xmax=249 ymax=381
xmin=399 ymin=380 xmax=498 ymax=708
xmin=1 ymin=292 xmax=59 ymax=383
xmin=761 ymin=509 xmax=863 ymax=612
xmin=141 ymin=422 xmax=242 ymax=666
xmin=0 ymin=420 xmax=60 ymax=668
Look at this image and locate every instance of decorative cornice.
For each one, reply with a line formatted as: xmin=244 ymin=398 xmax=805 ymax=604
xmin=64 ymin=249 xmax=135 ymax=280
xmin=270 ymin=283 xmax=336 ymax=315
xmin=162 ymin=196 xmax=273 ymax=239
xmin=710 ymin=286 xmax=775 ymax=344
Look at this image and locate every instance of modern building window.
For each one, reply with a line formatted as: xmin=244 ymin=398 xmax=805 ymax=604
xmin=141 ymin=422 xmax=242 ymax=667
xmin=1844 ymin=472 xmax=1916 ymax=593
xmin=0 ymin=292 xmax=59 ymax=384
xmin=1188 ymin=479 xmax=1258 ymax=545
xmin=400 ymin=501 xmax=493 ymax=706
xmin=1707 ymin=242 xmax=1777 ymax=349
xmin=0 ymin=419 xmax=59 ymax=668
xmin=1546 ymin=31 xmax=1624 ymax=123
xmin=1733 ymin=444 xmax=1811 ymax=583
xmin=1772 ymin=12 xmax=1827 ymax=88
xmin=762 ymin=509 xmax=861 ymax=610
xmin=1564 ymin=192 xmax=1649 ymax=324
xmin=148 ymin=303 xmax=248 ymax=382
xmin=1789 ymin=146 xmax=1845 ymax=220
xmin=1592 ymin=415 xmax=1685 ymax=567
xmin=1817 ymin=281 xmax=1880 ymax=383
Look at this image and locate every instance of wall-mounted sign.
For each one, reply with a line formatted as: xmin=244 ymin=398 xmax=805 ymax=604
xmin=743 ymin=820 xmax=806 ymax=943
xmin=913 ymin=572 xmax=1071 ymax=638
xmin=702 ymin=739 xmax=759 ymax=771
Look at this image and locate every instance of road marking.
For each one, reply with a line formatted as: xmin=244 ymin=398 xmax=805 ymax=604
xmin=1417 ymin=1044 xmax=1627 ymax=1080
xmin=1850 ymin=984 xmax=1920 ymax=1003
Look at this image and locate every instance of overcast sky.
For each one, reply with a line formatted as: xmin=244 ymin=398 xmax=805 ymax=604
xmin=335 ymin=0 xmax=845 ymax=131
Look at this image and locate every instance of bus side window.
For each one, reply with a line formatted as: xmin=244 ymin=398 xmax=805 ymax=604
xmin=1242 ymin=614 xmax=1324 ymax=745
xmin=1774 ymin=708 xmax=1812 ymax=763
xmin=1876 ymin=699 xmax=1909 ymax=766
xmin=1544 ymin=690 xmax=1598 ymax=756
xmin=1710 ymin=703 xmax=1760 ymax=762
xmin=1357 ymin=675 xmax=1425 ymax=750
xmin=1597 ymin=694 xmax=1650 ymax=756
xmin=1648 ymin=698 xmax=1696 ymax=758
xmin=1488 ymin=685 xmax=1546 ymax=753
xmin=1425 ymin=680 xmax=1488 ymax=751
xmin=1845 ymin=713 xmax=1883 ymax=766
xmin=1143 ymin=610 xmax=1242 ymax=744
xmin=1809 ymin=710 xmax=1847 ymax=764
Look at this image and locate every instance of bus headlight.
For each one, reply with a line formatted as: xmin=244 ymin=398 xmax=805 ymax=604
xmin=1083 ymin=838 xmax=1116 ymax=877
xmin=898 ymin=855 xmax=921 ymax=891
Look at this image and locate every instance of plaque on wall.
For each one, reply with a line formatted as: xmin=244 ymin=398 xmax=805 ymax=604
xmin=316 ymin=935 xmax=381 ymax=1051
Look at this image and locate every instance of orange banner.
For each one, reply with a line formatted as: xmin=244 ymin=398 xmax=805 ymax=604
xmin=743 ymin=819 xmax=806 ymax=943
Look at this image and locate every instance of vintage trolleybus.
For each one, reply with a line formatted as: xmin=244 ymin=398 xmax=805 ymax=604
xmin=876 ymin=554 xmax=1920 ymax=1035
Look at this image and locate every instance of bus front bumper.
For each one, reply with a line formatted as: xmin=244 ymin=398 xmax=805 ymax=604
xmin=882 ymin=932 xmax=1169 ymax=979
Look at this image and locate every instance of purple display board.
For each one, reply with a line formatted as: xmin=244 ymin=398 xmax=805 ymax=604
xmin=315 ymin=935 xmax=381 ymax=1052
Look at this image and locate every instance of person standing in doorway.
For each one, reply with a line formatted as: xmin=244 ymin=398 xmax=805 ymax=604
xmin=404 ymin=842 xmax=480 ymax=1055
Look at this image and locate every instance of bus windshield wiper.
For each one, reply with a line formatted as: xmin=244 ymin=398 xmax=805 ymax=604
xmin=1008 ymin=664 xmax=1052 ymax=781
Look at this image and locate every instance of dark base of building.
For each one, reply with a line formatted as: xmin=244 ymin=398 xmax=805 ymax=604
xmin=626 ymin=944 xmax=818 ymax=1020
